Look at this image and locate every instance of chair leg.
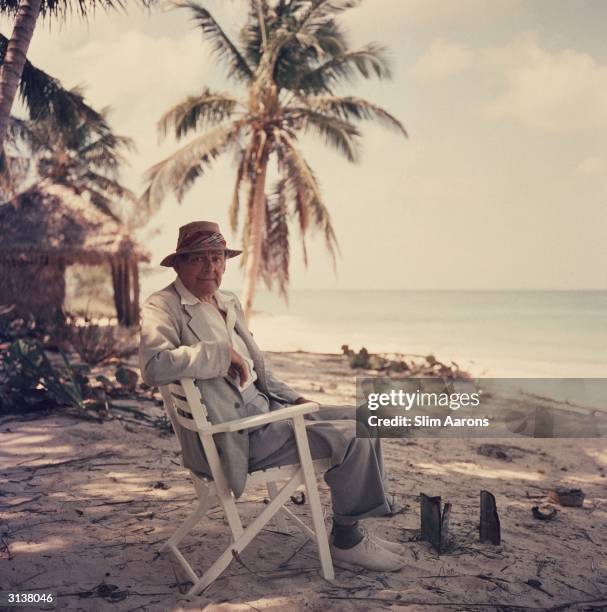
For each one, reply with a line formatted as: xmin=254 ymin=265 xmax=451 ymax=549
xmin=161 ymin=501 xmax=207 ymax=551
xmin=169 ymin=543 xmax=200 ymax=584
xmin=218 ymin=493 xmax=244 ymax=540
xmin=267 ymin=481 xmax=289 ymax=533
xmin=188 ymin=474 xmax=303 ymax=596
xmin=292 ymin=415 xmax=335 ymax=581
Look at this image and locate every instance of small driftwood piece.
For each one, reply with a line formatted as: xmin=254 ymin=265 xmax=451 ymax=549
xmin=479 ymin=490 xmax=501 ymax=545
xmin=420 ymin=493 xmax=451 ymax=553
xmin=532 ymin=505 xmax=558 ymax=521
xmin=548 ymin=487 xmax=585 ymax=507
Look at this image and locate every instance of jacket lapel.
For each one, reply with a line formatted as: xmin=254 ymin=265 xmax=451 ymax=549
xmin=184 ymin=303 xmax=213 ymax=341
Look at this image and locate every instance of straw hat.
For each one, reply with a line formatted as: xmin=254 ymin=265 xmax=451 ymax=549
xmin=160 ymin=221 xmax=242 ymax=267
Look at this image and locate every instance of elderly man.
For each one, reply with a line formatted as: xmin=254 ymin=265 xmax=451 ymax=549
xmin=139 ymin=221 xmax=404 ymax=572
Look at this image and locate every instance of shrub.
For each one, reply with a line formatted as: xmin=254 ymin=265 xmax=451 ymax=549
xmin=66 ymin=314 xmax=137 ymax=366
xmin=0 ymin=339 xmax=87 ymax=413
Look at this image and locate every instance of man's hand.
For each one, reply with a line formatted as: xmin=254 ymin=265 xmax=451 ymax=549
xmin=228 ymin=348 xmax=249 ymax=386
xmin=293 ymin=396 xmax=313 ymax=405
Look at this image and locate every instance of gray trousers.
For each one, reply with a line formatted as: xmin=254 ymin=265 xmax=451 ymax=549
xmin=245 ymin=392 xmax=391 ymax=524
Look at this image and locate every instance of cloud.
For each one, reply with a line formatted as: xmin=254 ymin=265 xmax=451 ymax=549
xmin=394 ymin=0 xmax=520 ymax=24
xmin=575 ymin=156 xmax=607 ymax=177
xmin=484 ymin=33 xmax=607 ymax=132
xmin=411 ymin=38 xmax=473 ymax=79
xmin=344 ymin=0 xmax=520 ymax=31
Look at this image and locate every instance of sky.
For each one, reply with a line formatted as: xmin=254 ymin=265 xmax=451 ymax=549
xmin=2 ymin=0 xmax=606 ymax=295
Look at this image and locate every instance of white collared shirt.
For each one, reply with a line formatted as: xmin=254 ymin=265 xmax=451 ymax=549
xmin=174 ymin=277 xmax=258 ymax=391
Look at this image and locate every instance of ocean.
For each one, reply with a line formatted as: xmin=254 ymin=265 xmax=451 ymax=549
xmin=247 ymin=290 xmax=607 ymax=378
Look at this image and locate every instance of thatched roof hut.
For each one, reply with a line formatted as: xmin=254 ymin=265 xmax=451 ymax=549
xmin=0 ymin=181 xmax=149 ymax=326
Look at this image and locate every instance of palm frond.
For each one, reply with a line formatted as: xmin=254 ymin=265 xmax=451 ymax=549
xmin=295 ymin=0 xmax=361 ymax=39
xmin=229 ymin=138 xmax=256 ymax=232
xmin=79 ymin=130 xmax=135 ymax=156
xmin=79 ymin=132 xmax=135 ymax=173
xmin=260 ymin=183 xmax=290 ymax=299
xmin=307 ymin=95 xmax=407 ymax=136
xmin=82 ymin=187 xmax=121 ymax=220
xmin=276 ymin=132 xmax=339 ymax=262
xmin=283 ymin=108 xmax=360 ymax=161
xmin=174 ymin=0 xmax=253 ymax=82
xmin=265 ymin=0 xmax=356 ymax=75
xmin=297 ymin=19 xmax=348 ymax=58
xmin=272 ymin=25 xmax=346 ymax=90
xmin=81 ymin=171 xmax=136 ymax=202
xmin=5 ymin=116 xmax=37 ymax=152
xmin=1 ymin=35 xmax=108 ymax=131
xmin=0 ymin=152 xmax=30 ymax=199
xmin=297 ymin=43 xmax=391 ymax=93
xmin=158 ymin=89 xmax=240 ymax=140
xmin=140 ymin=121 xmax=244 ymax=214
xmin=242 ymin=1 xmax=347 ymax=79
xmin=295 ymin=188 xmax=309 ymax=265
xmin=239 ymin=1 xmax=352 ymax=94
xmin=83 ymin=177 xmax=138 ymax=222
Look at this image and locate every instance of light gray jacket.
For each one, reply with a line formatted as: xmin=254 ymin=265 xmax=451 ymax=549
xmin=138 ymin=282 xmax=302 ymax=498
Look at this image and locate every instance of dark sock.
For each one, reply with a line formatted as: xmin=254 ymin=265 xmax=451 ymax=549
xmin=332 ymin=520 xmax=364 ymax=550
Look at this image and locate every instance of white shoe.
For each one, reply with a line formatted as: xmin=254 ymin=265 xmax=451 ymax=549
xmin=332 ymin=526 xmax=406 ymax=556
xmin=367 ymin=530 xmax=406 ymax=556
xmin=330 ymin=532 xmax=405 ymax=572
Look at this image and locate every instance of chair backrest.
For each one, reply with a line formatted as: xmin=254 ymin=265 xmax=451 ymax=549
xmin=159 ymin=380 xmax=231 ymax=489
xmin=160 ymin=380 xmax=212 ymax=434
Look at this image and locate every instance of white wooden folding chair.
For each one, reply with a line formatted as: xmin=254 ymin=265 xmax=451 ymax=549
xmin=158 ymin=379 xmax=335 ymax=595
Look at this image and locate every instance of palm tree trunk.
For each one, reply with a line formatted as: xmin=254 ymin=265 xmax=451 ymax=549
xmin=242 ymin=147 xmax=269 ymax=321
xmin=0 ymin=0 xmax=42 ymax=153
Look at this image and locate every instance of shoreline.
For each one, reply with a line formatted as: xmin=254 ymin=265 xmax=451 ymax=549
xmin=262 ymin=348 xmax=607 ymax=379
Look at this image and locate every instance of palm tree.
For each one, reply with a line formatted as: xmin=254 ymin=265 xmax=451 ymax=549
xmin=0 ymin=0 xmax=131 ymax=158
xmin=0 ymin=34 xmax=111 ymax=129
xmin=0 ymin=31 xmax=131 ymax=191
xmin=4 ymin=103 xmax=136 ymax=218
xmin=142 ymin=0 xmax=407 ymax=319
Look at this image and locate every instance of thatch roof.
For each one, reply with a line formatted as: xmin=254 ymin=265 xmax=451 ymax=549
xmin=0 ymin=181 xmax=149 ymax=266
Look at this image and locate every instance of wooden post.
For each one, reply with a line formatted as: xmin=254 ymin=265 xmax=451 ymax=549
xmin=130 ymin=259 xmax=140 ymax=326
xmin=110 ymin=258 xmax=120 ymax=323
xmin=111 ymin=257 xmax=128 ymax=325
xmin=110 ymin=258 xmax=119 ymax=320
xmin=479 ymin=490 xmax=501 ymax=545
xmin=122 ymin=256 xmax=130 ymax=326
xmin=420 ymin=493 xmax=451 ymax=553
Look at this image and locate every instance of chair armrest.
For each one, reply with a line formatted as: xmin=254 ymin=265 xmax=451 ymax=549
xmin=205 ymin=402 xmax=319 ymax=434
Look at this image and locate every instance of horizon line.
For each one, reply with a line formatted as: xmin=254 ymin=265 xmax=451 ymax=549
xmin=222 ymin=287 xmax=607 ymax=293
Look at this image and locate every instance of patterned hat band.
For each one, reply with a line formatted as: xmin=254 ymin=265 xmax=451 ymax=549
xmin=160 ymin=221 xmax=242 ymax=267
xmin=178 ymin=231 xmax=226 ymax=251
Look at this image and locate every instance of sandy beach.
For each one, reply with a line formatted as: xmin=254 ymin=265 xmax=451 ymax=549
xmin=1 ymin=351 xmax=606 ymax=611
